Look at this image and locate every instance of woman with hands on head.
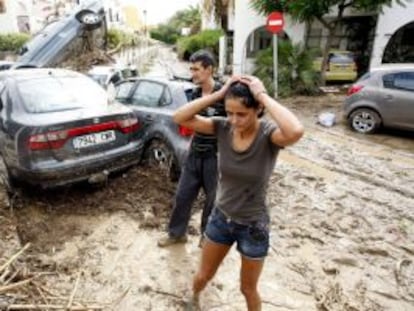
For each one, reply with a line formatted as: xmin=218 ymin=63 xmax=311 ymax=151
xmin=173 ymin=75 xmax=304 ymax=311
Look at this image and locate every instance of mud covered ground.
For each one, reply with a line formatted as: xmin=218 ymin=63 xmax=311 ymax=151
xmin=1 ymin=53 xmax=414 ymax=310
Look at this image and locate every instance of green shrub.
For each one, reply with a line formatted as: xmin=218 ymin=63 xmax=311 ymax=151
xmin=150 ymin=6 xmax=200 ymax=44
xmin=176 ymin=29 xmax=223 ymax=60
xmin=150 ymin=25 xmax=179 ymax=45
xmin=0 ymin=33 xmax=30 ymax=52
xmin=106 ymin=29 xmax=138 ymax=49
xmin=254 ymin=41 xmax=320 ymax=97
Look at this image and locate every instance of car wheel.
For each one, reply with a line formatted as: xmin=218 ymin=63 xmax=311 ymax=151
xmin=0 ymin=156 xmax=14 ymax=198
xmin=75 ymin=10 xmax=102 ymax=30
xmin=349 ymin=108 xmax=381 ymax=134
xmin=144 ymin=140 xmax=179 ymax=182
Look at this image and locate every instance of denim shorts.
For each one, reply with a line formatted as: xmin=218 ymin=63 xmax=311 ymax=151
xmin=204 ymin=208 xmax=270 ymax=260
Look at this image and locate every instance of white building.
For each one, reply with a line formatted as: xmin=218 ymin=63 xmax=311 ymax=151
xmin=0 ymin=0 xmax=32 ymax=33
xmin=202 ymin=0 xmax=414 ymax=75
xmin=0 ymin=0 xmax=130 ymax=35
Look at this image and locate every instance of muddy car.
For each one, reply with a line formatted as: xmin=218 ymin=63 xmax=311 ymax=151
xmin=15 ymin=0 xmax=104 ymax=68
xmin=0 ymin=68 xmax=143 ymax=191
xmin=345 ymin=64 xmax=414 ymax=134
xmin=114 ymin=77 xmax=195 ymax=181
xmin=87 ymin=65 xmax=135 ymax=89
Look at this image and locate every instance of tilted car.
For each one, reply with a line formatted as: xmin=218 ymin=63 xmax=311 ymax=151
xmin=344 ymin=64 xmax=414 ymax=134
xmin=114 ymin=77 xmax=195 ymax=181
xmin=14 ymin=0 xmax=104 ymax=68
xmin=0 ymin=68 xmax=144 ymax=191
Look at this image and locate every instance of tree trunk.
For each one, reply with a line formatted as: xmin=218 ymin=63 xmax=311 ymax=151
xmin=320 ymin=26 xmax=335 ymax=86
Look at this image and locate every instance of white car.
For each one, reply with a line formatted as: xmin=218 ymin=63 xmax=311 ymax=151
xmin=87 ymin=65 xmax=124 ymax=89
xmin=87 ymin=65 xmax=139 ymax=89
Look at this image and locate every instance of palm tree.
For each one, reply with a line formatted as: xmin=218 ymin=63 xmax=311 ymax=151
xmin=201 ymin=0 xmax=233 ymax=26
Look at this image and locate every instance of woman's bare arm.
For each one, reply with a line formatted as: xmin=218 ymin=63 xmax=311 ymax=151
xmin=173 ymin=91 xmax=224 ymax=135
xmin=240 ymin=76 xmax=304 ymax=147
xmin=259 ymin=93 xmax=304 ymax=146
xmin=173 ymin=76 xmax=240 ymax=134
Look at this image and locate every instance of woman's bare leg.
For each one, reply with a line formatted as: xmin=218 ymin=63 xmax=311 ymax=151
xmin=240 ymin=256 xmax=264 ymax=311
xmin=193 ymin=239 xmax=231 ymax=296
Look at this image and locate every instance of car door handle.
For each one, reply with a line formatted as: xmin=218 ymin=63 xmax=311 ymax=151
xmin=384 ymin=94 xmax=393 ymax=100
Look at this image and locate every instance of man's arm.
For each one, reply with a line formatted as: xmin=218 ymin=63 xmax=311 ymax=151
xmin=173 ymin=91 xmax=224 ymax=134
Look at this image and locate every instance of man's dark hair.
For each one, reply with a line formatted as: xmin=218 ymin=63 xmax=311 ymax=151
xmin=225 ymin=82 xmax=264 ymax=117
xmin=189 ymin=50 xmax=216 ymax=68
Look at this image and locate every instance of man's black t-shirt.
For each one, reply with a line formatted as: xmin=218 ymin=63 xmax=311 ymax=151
xmin=190 ymin=82 xmax=226 ymax=154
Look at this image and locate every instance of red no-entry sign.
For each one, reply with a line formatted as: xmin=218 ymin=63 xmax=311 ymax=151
xmin=266 ymin=11 xmax=284 ymax=34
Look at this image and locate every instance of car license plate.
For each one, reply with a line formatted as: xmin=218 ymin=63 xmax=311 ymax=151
xmin=73 ymin=130 xmax=116 ymax=149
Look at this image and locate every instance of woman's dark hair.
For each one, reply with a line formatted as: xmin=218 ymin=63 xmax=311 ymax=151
xmin=225 ymin=82 xmax=264 ymax=117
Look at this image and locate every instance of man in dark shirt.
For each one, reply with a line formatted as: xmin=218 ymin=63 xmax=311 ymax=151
xmin=158 ymin=50 xmax=225 ymax=247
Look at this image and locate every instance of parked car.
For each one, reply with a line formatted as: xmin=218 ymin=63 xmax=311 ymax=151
xmin=0 ymin=68 xmax=144 ymax=191
xmin=87 ymin=65 xmax=124 ymax=89
xmin=14 ymin=0 xmax=104 ymax=68
xmin=313 ymin=50 xmax=357 ymax=82
xmin=114 ymin=77 xmax=195 ymax=181
xmin=87 ymin=64 xmax=139 ymax=90
xmin=344 ymin=64 xmax=414 ymax=134
xmin=0 ymin=61 xmax=15 ymax=71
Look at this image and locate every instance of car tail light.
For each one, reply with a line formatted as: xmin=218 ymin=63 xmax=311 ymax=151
xmin=178 ymin=125 xmax=193 ymax=137
xmin=29 ymin=130 xmax=68 ymax=150
xmin=29 ymin=117 xmax=140 ymax=150
xmin=117 ymin=117 xmax=139 ymax=133
xmin=347 ymin=85 xmax=363 ymax=96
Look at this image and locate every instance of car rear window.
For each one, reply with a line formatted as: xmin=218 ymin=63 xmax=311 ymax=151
xmin=330 ymin=55 xmax=354 ymax=64
xmin=17 ymin=74 xmax=108 ymax=113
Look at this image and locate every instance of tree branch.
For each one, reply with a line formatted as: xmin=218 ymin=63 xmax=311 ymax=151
xmin=316 ymin=16 xmax=333 ymax=31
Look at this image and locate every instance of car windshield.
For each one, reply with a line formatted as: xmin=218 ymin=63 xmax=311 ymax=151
xmin=330 ymin=54 xmax=354 ymax=64
xmin=17 ymin=75 xmax=108 ymax=113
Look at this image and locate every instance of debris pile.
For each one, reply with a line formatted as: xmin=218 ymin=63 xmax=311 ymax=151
xmin=0 ymin=244 xmax=113 ymax=310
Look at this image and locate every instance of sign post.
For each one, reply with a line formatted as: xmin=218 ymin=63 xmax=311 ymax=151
xmin=266 ymin=12 xmax=284 ymax=98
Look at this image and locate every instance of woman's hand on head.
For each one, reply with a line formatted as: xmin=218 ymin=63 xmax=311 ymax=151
xmin=239 ymin=75 xmax=267 ymax=100
xmin=219 ymin=75 xmax=241 ymax=97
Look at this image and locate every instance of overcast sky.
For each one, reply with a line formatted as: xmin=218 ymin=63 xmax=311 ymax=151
xmin=121 ymin=0 xmax=200 ymax=25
